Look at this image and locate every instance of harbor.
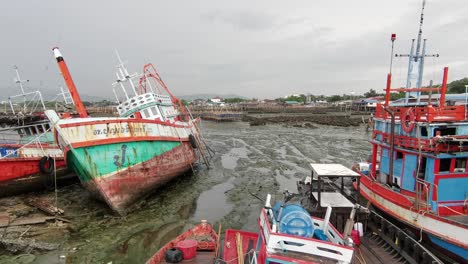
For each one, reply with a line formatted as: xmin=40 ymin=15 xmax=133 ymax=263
xmin=0 ymin=121 xmax=371 ymax=263
xmin=1 ymin=0 xmax=467 ymax=263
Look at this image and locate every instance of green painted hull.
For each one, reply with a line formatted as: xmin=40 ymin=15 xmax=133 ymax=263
xmin=67 ymin=140 xmax=181 ymax=182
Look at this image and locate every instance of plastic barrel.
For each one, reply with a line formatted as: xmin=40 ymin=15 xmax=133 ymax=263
xmin=176 ymin=239 xmax=197 ymax=260
xmin=277 ymin=204 xmax=315 ymax=238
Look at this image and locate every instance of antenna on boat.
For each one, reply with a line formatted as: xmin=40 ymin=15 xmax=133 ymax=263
xmin=395 ymin=0 xmax=439 ymax=104
xmin=13 ymin=66 xmax=28 ymax=94
xmin=112 ymin=49 xmax=139 ymax=99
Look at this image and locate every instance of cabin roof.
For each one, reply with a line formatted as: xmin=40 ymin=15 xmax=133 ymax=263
xmin=310 ymin=163 xmax=360 ymax=178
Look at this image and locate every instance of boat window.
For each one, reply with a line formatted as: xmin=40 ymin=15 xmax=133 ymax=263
xmin=454 ymin=158 xmax=467 ymax=173
xmin=396 ymin=151 xmax=403 ymax=159
xmin=439 ymin=159 xmax=451 ymax=173
xmin=143 ymin=109 xmax=150 ymax=118
xmin=421 ymin=126 xmax=428 ymax=137
xmin=151 ymin=107 xmax=159 ymax=116
xmin=433 ymin=127 xmax=456 ymax=136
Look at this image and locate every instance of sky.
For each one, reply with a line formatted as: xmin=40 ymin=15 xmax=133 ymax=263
xmin=0 ymin=0 xmax=467 ymax=100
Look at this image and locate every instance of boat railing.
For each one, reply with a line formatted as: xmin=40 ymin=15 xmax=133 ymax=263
xmin=0 ymin=126 xmax=57 ymax=159
xmin=373 ymin=130 xmax=468 ymax=153
xmin=375 ymin=103 xmax=466 ymax=122
xmin=415 ymin=178 xmax=438 ymax=213
xmin=260 ymin=208 xmax=354 ymax=263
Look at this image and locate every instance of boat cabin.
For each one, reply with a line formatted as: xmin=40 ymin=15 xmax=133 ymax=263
xmin=112 ymin=56 xmax=181 ymax=123
xmin=363 ymin=95 xmax=468 ymax=217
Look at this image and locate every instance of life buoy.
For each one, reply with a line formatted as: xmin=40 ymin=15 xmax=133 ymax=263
xmin=197 ymin=241 xmax=211 ymax=250
xmin=39 ymin=156 xmax=54 ymax=174
xmin=401 ymin=108 xmax=416 ymax=133
xmin=189 ymin=134 xmax=198 ymax=149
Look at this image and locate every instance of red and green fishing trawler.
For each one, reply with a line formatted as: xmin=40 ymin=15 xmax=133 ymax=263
xmin=353 ymin=1 xmax=467 ymax=262
xmin=0 ymin=67 xmax=70 ymax=197
xmin=45 ymin=47 xmax=204 ymax=215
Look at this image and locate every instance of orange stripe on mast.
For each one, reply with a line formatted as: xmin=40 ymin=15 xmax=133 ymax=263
xmin=52 ymin=47 xmax=88 ymax=118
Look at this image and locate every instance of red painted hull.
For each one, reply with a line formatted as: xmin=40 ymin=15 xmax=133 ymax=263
xmin=146 ymin=221 xmax=218 ymax=264
xmin=82 ymin=142 xmax=197 ymax=214
xmin=356 ymin=173 xmax=468 ymax=261
xmin=0 ymin=158 xmax=70 ymax=197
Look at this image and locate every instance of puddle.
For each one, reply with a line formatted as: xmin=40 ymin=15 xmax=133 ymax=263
xmin=221 ymin=147 xmax=249 ymax=169
xmin=191 ymin=178 xmax=235 ymax=223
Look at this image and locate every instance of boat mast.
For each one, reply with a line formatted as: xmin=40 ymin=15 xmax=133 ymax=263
xmin=10 ymin=66 xmax=46 ymax=114
xmin=395 ymin=0 xmax=439 ymax=104
xmin=112 ymin=50 xmax=139 ymax=99
xmin=12 ymin=66 xmax=28 ymax=114
xmin=52 ymin=47 xmax=88 ymax=118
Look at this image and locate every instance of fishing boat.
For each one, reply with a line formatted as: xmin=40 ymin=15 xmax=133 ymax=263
xmin=298 ymin=163 xmax=442 ymax=264
xmin=0 ymin=67 xmax=70 ymax=197
xmin=146 ymin=220 xmax=218 ymax=264
xmin=353 ymin=1 xmax=468 ymax=262
xmin=45 ymin=47 xmax=204 ymax=215
xmin=147 ymin=193 xmax=355 ymax=264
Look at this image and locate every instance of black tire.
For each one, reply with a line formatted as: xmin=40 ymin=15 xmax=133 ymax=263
xmin=189 ymin=134 xmax=198 ymax=149
xmin=39 ymin=156 xmax=54 ymax=174
xmin=164 ymin=248 xmax=183 ymax=263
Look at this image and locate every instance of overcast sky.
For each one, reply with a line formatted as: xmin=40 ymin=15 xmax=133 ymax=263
xmin=0 ymin=0 xmax=467 ymax=100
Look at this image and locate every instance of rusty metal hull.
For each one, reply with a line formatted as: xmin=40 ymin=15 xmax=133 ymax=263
xmin=47 ymin=115 xmax=202 ymax=214
xmin=81 ymin=142 xmax=196 ymax=214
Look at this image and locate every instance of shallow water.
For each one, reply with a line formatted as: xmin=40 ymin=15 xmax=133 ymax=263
xmin=0 ymin=121 xmax=371 ymax=264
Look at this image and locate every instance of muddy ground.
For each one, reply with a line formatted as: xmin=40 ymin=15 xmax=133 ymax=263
xmin=243 ymin=113 xmax=365 ymax=127
xmin=0 ymin=121 xmax=370 ymax=264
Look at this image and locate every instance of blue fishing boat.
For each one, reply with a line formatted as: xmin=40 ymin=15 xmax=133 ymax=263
xmin=354 ymin=1 xmax=468 ymax=262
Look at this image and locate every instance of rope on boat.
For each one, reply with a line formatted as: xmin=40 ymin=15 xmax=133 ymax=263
xmin=439 ymin=205 xmax=466 ymax=215
xmin=355 ymin=247 xmax=367 ymax=264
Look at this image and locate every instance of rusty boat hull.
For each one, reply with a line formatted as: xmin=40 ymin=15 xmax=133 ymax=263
xmin=79 ymin=142 xmax=197 ymax=214
xmin=47 ymin=115 xmax=200 ymax=214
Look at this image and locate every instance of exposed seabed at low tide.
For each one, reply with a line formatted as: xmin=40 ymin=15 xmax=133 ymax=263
xmin=0 ymin=121 xmax=370 ymax=263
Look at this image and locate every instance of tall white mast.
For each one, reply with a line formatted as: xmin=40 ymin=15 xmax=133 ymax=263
xmin=395 ymin=0 xmax=439 ymax=104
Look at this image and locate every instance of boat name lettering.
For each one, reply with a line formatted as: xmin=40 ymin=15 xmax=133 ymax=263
xmin=93 ymin=125 xmax=147 ymax=136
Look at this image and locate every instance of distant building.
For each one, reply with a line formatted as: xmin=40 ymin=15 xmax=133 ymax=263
xmin=261 ymin=99 xmax=278 ymax=105
xmin=352 ymin=96 xmax=384 ymax=109
xmin=192 ymin=99 xmax=206 ymax=106
xmin=211 ymin=96 xmax=223 ymax=103
xmin=284 ymin=100 xmax=300 ymax=105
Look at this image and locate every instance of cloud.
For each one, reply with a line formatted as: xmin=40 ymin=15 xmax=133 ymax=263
xmin=0 ymin=0 xmax=466 ymax=100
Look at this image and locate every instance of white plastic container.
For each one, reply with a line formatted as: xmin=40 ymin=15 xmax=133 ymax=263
xmin=354 ymin=222 xmax=364 ymax=237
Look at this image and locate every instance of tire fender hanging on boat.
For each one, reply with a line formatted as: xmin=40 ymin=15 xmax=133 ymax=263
xmin=164 ymin=248 xmax=183 ymax=263
xmin=401 ymin=107 xmax=416 ymax=133
xmin=189 ymin=134 xmax=198 ymax=148
xmin=39 ymin=156 xmax=55 ymax=174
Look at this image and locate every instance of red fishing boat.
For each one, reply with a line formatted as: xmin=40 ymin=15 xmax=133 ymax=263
xmin=0 ymin=67 xmax=71 ymax=197
xmin=353 ymin=1 xmax=467 ymax=262
xmin=0 ymin=122 xmax=69 ymax=197
xmin=146 ymin=220 xmax=218 ymax=264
